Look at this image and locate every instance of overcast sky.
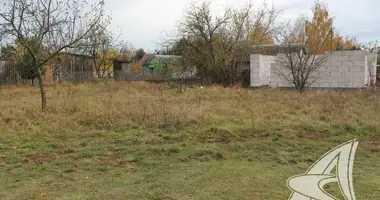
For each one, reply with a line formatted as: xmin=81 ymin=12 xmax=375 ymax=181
xmin=98 ymin=0 xmax=379 ymax=52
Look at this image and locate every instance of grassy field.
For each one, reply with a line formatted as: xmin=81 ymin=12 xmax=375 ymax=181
xmin=0 ymin=81 xmax=380 ymax=200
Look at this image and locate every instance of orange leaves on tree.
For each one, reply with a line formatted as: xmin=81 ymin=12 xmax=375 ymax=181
xmin=304 ymin=0 xmax=334 ymax=54
xmin=343 ymin=37 xmax=360 ymax=49
xmin=304 ymin=0 xmax=361 ymax=54
xmin=248 ymin=25 xmax=274 ymax=45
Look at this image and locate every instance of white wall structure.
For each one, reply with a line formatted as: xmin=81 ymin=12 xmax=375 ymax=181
xmin=367 ymin=53 xmax=377 ymax=86
xmin=250 ymin=50 xmax=378 ymax=89
xmin=250 ymin=54 xmax=276 ymax=87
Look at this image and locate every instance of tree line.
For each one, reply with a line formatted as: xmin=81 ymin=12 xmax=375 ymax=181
xmin=163 ymin=0 xmax=364 ymax=91
xmin=0 ymin=0 xmax=372 ymax=111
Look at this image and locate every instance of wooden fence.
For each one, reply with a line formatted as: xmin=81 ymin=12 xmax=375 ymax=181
xmin=0 ymin=56 xmax=94 ymax=86
xmin=0 ymin=60 xmax=37 ymax=85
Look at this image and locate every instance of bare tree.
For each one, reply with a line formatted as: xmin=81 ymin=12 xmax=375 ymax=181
xmin=174 ymin=55 xmax=199 ymax=93
xmin=79 ymin=11 xmax=123 ymax=79
xmin=115 ymin=41 xmax=134 ymax=60
xmin=0 ymin=25 xmax=5 ymax=45
xmin=0 ymin=0 xmax=105 ymax=111
xmin=362 ymin=41 xmax=380 ymax=54
xmin=273 ymin=17 xmax=329 ymax=92
xmin=170 ymin=1 xmax=280 ymax=86
xmin=82 ymin=23 xmax=110 ymax=78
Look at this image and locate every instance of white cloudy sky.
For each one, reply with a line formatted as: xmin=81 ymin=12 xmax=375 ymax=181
xmin=96 ymin=0 xmax=379 ymax=52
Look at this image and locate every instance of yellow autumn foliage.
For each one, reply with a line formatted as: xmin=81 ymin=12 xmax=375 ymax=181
xmin=130 ymin=62 xmax=143 ymax=72
xmin=301 ymin=1 xmax=360 ymax=54
xmin=248 ymin=25 xmax=274 ymax=45
xmin=97 ymin=48 xmax=118 ymax=73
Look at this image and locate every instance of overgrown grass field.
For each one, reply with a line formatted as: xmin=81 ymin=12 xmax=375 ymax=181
xmin=1 ymin=82 xmax=380 ymax=199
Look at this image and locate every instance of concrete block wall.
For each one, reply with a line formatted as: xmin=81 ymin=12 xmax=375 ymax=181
xmin=250 ymin=54 xmax=276 ymax=87
xmin=319 ymin=50 xmax=367 ymax=88
xmin=250 ymin=54 xmax=261 ymax=87
xmin=260 ymin=55 xmax=275 ymax=86
xmin=364 ymin=55 xmax=369 ymax=86
xmin=269 ymin=54 xmax=294 ymax=88
xmin=367 ymin=53 xmax=377 ymax=85
xmin=266 ymin=50 xmax=373 ymax=89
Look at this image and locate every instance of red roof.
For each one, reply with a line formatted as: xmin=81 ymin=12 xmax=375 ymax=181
xmin=137 ymin=54 xmax=156 ymax=66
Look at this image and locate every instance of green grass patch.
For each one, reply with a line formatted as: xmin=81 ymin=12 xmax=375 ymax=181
xmin=0 ymin=82 xmax=380 ymax=199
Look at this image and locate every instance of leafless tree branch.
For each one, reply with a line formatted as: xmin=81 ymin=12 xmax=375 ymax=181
xmin=273 ymin=17 xmax=329 ymax=92
xmin=0 ymin=0 xmax=105 ymax=110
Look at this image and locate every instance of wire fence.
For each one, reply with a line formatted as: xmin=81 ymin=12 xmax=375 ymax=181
xmin=0 ymin=59 xmax=201 ymax=86
xmin=0 ymin=60 xmax=35 ymax=86
xmin=0 ymin=60 xmax=94 ymax=86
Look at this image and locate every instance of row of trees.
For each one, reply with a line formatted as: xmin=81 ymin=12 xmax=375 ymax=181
xmin=0 ymin=0 xmax=104 ymax=110
xmin=164 ymin=0 xmax=363 ymax=90
xmin=275 ymin=1 xmax=364 ymax=91
xmin=0 ymin=0 xmax=137 ymax=111
xmin=0 ymin=0 xmax=373 ymax=110
xmin=293 ymin=2 xmax=361 ymax=54
xmin=163 ymin=1 xmax=280 ymax=85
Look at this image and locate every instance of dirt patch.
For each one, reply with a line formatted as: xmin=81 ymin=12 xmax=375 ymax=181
xmin=361 ymin=136 xmax=380 ymax=152
xmin=295 ymin=125 xmax=330 ymax=140
xmin=96 ymin=154 xmax=136 ymax=169
xmin=0 ymin=156 xmax=6 ymax=166
xmin=56 ymin=149 xmax=75 ymax=155
xmin=296 ymin=133 xmax=329 ymax=140
xmin=23 ymin=152 xmax=56 ymax=164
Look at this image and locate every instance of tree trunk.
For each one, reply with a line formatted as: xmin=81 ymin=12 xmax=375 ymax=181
xmin=37 ymin=73 xmax=47 ymax=111
xmin=296 ymin=84 xmax=306 ymax=93
xmin=93 ymin=57 xmax=100 ymax=78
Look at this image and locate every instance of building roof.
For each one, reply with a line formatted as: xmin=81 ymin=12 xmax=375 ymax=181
xmin=151 ymin=55 xmax=182 ymax=61
xmin=137 ymin=54 xmax=156 ymax=66
xmin=250 ymin=44 xmax=307 ymax=56
xmin=113 ymin=58 xmax=131 ymax=63
xmin=59 ymin=50 xmax=94 ymax=59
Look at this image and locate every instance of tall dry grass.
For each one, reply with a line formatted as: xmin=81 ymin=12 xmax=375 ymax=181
xmin=1 ymin=81 xmax=380 ymax=140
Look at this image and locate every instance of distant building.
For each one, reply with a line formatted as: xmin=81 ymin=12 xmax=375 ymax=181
xmin=146 ymin=55 xmax=180 ymax=72
xmin=48 ymin=52 xmax=94 ymax=83
xmin=113 ymin=59 xmax=131 ymax=81
xmin=113 ymin=54 xmax=197 ymax=81
xmin=238 ymin=44 xmax=307 ymax=75
xmin=146 ymin=55 xmax=197 ymax=78
xmin=250 ymin=49 xmax=377 ymax=89
xmin=138 ymin=54 xmax=156 ymax=69
xmin=0 ymin=52 xmax=93 ymax=85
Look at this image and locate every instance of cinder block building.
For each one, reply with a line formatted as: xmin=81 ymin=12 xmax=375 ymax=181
xmin=250 ymin=47 xmax=377 ymax=89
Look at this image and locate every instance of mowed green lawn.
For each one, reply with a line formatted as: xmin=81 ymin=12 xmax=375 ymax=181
xmin=0 ymin=82 xmax=380 ymax=199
